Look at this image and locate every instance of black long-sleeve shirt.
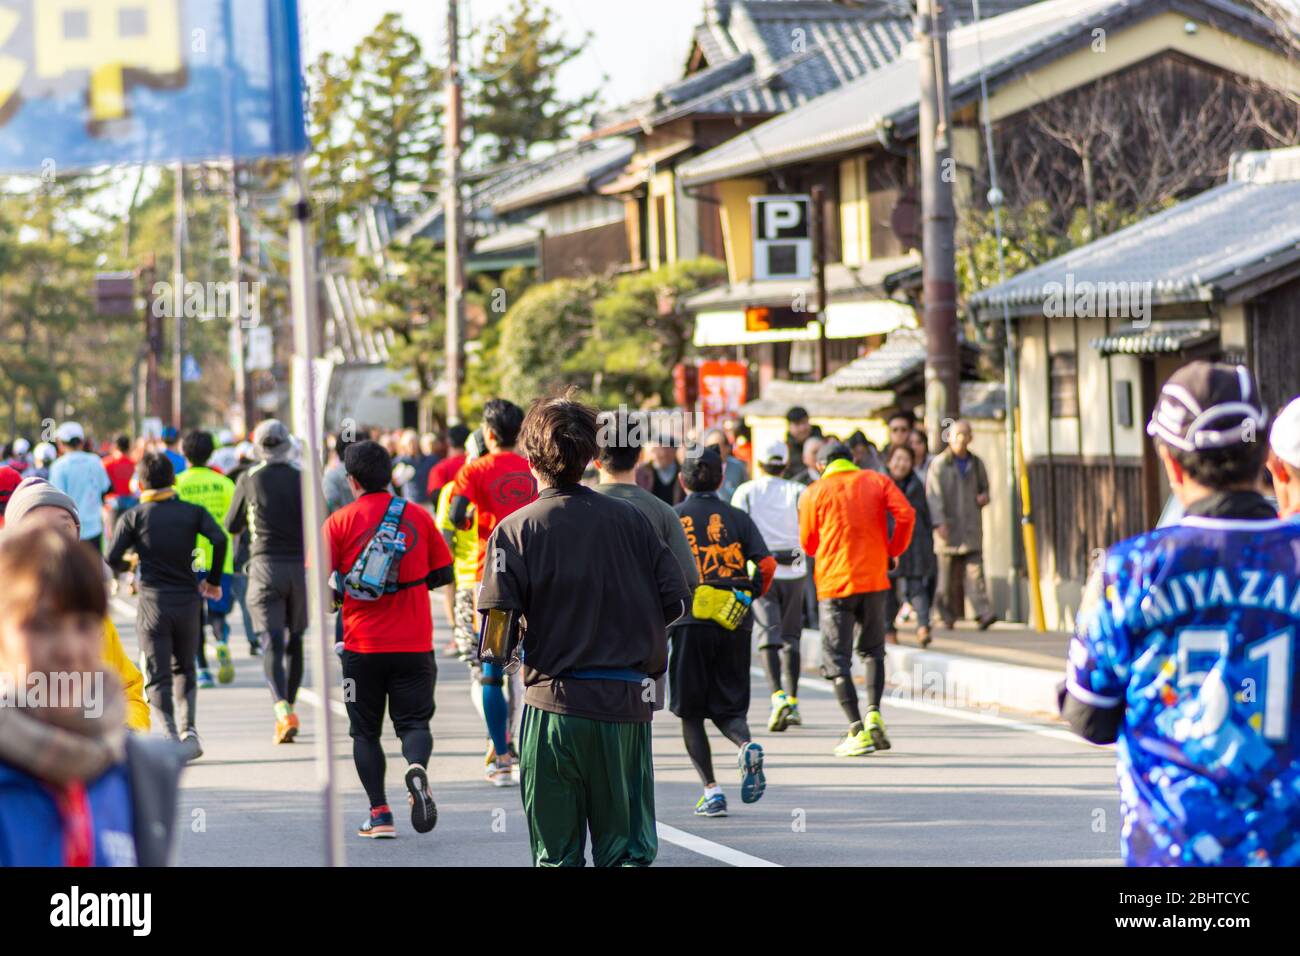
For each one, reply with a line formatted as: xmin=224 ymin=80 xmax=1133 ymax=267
xmin=107 ymin=497 xmax=227 ymax=594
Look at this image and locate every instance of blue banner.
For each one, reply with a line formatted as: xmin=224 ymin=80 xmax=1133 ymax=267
xmin=0 ymin=0 xmax=307 ymax=172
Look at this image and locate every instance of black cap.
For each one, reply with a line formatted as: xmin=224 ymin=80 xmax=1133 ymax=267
xmin=1147 ymin=361 xmax=1266 ymax=452
xmin=817 ymin=439 xmax=853 ymax=466
xmin=786 ymin=405 xmax=809 ymax=423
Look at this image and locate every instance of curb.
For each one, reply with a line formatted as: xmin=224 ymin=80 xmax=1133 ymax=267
xmin=797 ymin=628 xmax=1063 ymax=717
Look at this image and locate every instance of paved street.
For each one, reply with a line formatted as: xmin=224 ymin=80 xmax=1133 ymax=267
xmin=110 ymin=594 xmax=1120 ymax=867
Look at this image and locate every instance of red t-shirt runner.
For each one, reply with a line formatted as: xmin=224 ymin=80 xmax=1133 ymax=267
xmin=104 ymin=454 xmax=135 ymax=499
xmin=324 ymin=492 xmax=453 ymax=654
xmin=450 ymin=450 xmax=538 ymax=580
xmin=426 ymin=452 xmax=466 ymax=499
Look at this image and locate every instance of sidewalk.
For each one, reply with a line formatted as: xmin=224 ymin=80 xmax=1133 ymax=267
xmin=799 ymin=620 xmax=1073 ymax=719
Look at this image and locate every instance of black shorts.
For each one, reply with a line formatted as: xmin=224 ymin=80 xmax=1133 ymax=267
xmin=341 ymin=650 xmax=437 ymax=741
xmin=752 ymin=577 xmax=806 ymax=649
xmin=819 ymin=590 xmax=888 ymax=681
xmin=247 ymin=557 xmax=307 ymax=635
xmin=668 ymin=621 xmax=752 ymax=721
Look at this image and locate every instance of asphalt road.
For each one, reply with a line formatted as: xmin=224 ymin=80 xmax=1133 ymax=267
xmin=109 ymin=594 xmax=1121 ymax=867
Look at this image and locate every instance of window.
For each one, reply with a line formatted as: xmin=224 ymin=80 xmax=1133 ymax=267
xmin=1049 ymin=352 xmax=1079 ymax=419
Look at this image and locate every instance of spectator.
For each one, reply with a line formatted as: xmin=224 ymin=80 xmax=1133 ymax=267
xmin=49 ymin=421 xmax=111 ymax=554
xmin=0 ymin=525 xmax=183 ymax=866
xmin=884 ymin=443 xmax=937 ymax=647
xmin=702 ymin=427 xmax=748 ymax=500
xmin=636 ymin=443 xmax=686 ymax=507
xmin=885 ymin=410 xmax=916 ymax=457
xmin=783 ymin=406 xmax=812 ymax=480
xmin=909 ymin=428 xmax=934 ymax=485
xmin=847 ymin=430 xmax=885 ymax=473
xmin=323 ymin=433 xmax=357 ymax=516
xmin=926 ymin=420 xmax=996 ymax=631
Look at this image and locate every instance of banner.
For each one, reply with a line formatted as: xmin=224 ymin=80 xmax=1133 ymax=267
xmin=698 ymin=360 xmax=749 ymax=430
xmin=0 ymin=0 xmax=306 ymax=172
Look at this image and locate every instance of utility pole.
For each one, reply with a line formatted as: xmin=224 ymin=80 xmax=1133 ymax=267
xmin=811 ymin=184 xmax=829 ymax=381
xmin=444 ymin=0 xmax=465 ymax=427
xmin=228 ymin=163 xmax=252 ymax=437
xmin=142 ymin=253 xmax=162 ymax=422
xmin=918 ymin=0 xmax=960 ymax=450
xmin=172 ymin=161 xmax=186 ymax=430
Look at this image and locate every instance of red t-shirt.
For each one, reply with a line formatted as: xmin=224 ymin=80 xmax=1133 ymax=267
xmin=105 ymin=454 xmax=135 ymax=498
xmin=449 ymin=450 xmax=538 ymax=579
xmin=426 ymin=452 xmax=466 ymax=498
xmin=324 ymin=492 xmax=453 ymax=654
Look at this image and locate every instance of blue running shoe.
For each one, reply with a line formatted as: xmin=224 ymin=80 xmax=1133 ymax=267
xmin=739 ymin=742 xmax=766 ymax=804
xmin=694 ymin=792 xmax=728 ymax=817
xmin=358 ymin=806 xmax=396 ymax=838
xmin=196 ymin=669 xmax=215 ymax=689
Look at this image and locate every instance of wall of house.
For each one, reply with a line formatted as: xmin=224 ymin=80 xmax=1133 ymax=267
xmin=541 ymin=221 xmax=630 ymax=281
xmin=648 ymin=169 xmax=677 ymax=269
xmin=839 ymin=156 xmax=870 ymax=267
xmin=717 ymin=177 xmax=765 ymax=282
xmin=1248 ymin=274 xmax=1300 ymax=414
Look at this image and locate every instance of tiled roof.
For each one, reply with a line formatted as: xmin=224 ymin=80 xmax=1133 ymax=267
xmin=1091 ymin=320 xmax=1219 ymax=356
xmin=739 ymin=378 xmax=896 ymax=419
xmin=969 ymin=147 xmax=1300 ymax=315
xmin=824 ymin=327 xmax=928 ymax=390
xmin=677 ymin=0 xmax=1275 ymax=186
xmin=682 ymin=254 xmax=920 ymax=310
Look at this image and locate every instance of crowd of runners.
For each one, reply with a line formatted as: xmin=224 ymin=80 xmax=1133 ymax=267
xmin=2 ymin=358 xmax=1300 ymax=866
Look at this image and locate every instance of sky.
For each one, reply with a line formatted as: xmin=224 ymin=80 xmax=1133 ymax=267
xmin=299 ymin=0 xmax=707 ymax=118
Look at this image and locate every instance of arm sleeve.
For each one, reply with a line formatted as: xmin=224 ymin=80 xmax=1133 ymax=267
xmin=883 ymin=477 xmax=916 ymax=558
xmin=449 ymin=464 xmax=475 ymax=530
xmin=424 ymin=511 xmax=454 ymax=589
xmin=925 ymin=463 xmax=947 ymax=527
xmin=99 ymin=460 xmax=112 ymax=498
xmin=198 ymin=510 xmax=228 ymax=586
xmin=1062 ymin=558 xmax=1128 ymax=743
xmin=798 ymin=487 xmax=819 ymax=559
xmin=225 ymin=476 xmax=247 ymax=536
xmin=103 ymin=618 xmax=150 ymax=732
xmin=976 ymin=456 xmax=990 ymax=499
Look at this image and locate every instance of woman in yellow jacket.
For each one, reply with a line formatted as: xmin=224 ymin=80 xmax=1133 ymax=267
xmin=105 ymin=617 xmax=151 ymax=731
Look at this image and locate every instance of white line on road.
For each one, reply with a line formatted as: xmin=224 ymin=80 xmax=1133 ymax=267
xmin=110 ymin=596 xmax=136 ymax=620
xmin=655 ymin=823 xmax=781 ymax=867
xmin=751 ymin=667 xmax=1104 ymax=748
xmin=297 ymin=687 xmax=346 ymax=717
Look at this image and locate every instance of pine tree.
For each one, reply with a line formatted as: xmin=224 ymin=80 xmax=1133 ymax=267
xmin=470 ymin=0 xmax=599 ymax=165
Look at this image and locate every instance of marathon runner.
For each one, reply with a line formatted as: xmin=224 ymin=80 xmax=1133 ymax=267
xmin=731 ymin=440 xmax=807 ymax=732
xmin=671 ymin=447 xmax=775 ymax=817
xmin=106 ymin=453 xmax=227 ymax=760
xmin=325 ymin=440 xmax=453 ymax=839
xmin=1063 ymin=362 xmax=1300 ymax=865
xmin=176 ymin=431 xmax=237 ymax=687
xmin=799 ymin=439 xmax=914 ymax=757
xmin=48 ymin=422 xmax=110 ymax=555
xmin=225 ymin=421 xmax=307 ymax=744
xmin=450 ymin=400 xmax=538 ymax=785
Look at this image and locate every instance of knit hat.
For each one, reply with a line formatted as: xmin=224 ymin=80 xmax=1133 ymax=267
xmin=0 ymin=466 xmax=21 ymax=517
xmin=4 ymin=477 xmax=80 ymax=532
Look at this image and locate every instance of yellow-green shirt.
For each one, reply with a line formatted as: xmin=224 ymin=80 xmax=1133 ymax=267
xmin=436 ymin=481 xmax=478 ymax=590
xmin=175 ymin=465 xmax=235 ymax=575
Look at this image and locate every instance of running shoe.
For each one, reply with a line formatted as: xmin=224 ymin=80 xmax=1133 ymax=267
xmin=404 ymin=765 xmax=438 ymax=834
xmin=358 ymin=806 xmax=396 ymax=839
xmin=215 ymin=641 xmax=235 ymax=684
xmin=832 ymin=730 xmax=876 ymax=757
xmin=196 ymin=669 xmax=215 ymax=689
xmin=179 ymin=731 xmax=204 ymax=762
xmin=767 ymin=691 xmax=793 ymax=732
xmin=486 ymin=756 xmax=515 ymax=788
xmin=694 ymin=793 xmax=728 ymax=817
xmin=738 ymin=742 xmax=766 ymax=804
xmin=786 ymin=697 xmax=802 ymax=726
xmin=866 ymin=710 xmax=891 ymax=751
xmin=917 ymin=625 xmax=932 ymax=648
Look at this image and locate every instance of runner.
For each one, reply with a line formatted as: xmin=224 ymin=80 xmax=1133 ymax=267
xmin=435 ymin=429 xmax=482 ymax=664
xmin=225 ymin=420 xmax=307 ymax=743
xmin=160 ymin=426 xmax=187 ymax=477
xmin=476 ymin=393 xmax=691 ymax=866
xmin=106 ymin=453 xmax=227 ymax=760
xmin=176 ymin=430 xmax=237 ymax=687
xmin=426 ymin=423 xmax=470 ymax=502
xmin=1268 ymin=395 xmax=1300 ymax=520
xmin=450 ymin=399 xmax=538 ymax=785
xmin=731 ymin=440 xmax=807 ymax=732
xmin=1063 ymin=361 xmax=1300 ymax=865
xmin=104 ymin=434 xmax=138 ymax=538
xmin=671 ymin=447 xmax=776 ymax=817
xmin=48 ymin=421 xmax=111 ymax=555
xmin=324 ymin=440 xmax=453 ymax=839
xmin=800 ymin=439 xmax=915 ymax=757
xmin=225 ymin=442 xmax=260 ymax=657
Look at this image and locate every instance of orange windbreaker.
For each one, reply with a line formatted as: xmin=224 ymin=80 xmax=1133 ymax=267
xmin=799 ymin=461 xmax=915 ymax=599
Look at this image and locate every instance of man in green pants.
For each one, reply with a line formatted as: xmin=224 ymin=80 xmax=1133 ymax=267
xmin=476 ymin=391 xmax=691 ymax=866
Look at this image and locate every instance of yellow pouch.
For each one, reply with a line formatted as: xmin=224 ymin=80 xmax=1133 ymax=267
xmin=692 ymin=585 xmax=750 ymax=631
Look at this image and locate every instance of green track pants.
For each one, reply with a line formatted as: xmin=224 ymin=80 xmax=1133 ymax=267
xmin=518 ymin=704 xmax=658 ymax=867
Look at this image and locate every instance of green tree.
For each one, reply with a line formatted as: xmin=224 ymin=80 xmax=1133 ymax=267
xmin=470 ymin=0 xmax=598 ymax=165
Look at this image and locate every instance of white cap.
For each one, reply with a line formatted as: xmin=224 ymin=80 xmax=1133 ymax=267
xmin=218 ymin=429 xmax=235 ymax=446
xmin=56 ymin=421 xmax=84 ymax=444
xmin=1270 ymin=396 xmax=1300 ymax=470
xmin=33 ymin=442 xmax=56 ymax=465
xmin=763 ymin=439 xmax=789 ymax=465
xmin=11 ymin=437 xmax=30 ymax=456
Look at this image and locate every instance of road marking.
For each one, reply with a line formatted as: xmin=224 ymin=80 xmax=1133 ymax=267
xmin=655 ymin=823 xmax=782 ymax=867
xmin=750 ymin=667 xmax=1103 ymax=748
xmin=110 ymin=596 xmax=136 ymax=620
xmin=297 ymin=687 xmax=347 ymax=718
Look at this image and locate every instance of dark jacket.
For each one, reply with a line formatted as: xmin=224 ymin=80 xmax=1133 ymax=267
xmin=635 ymin=461 xmax=686 ymax=506
xmin=107 ymin=495 xmax=227 ymax=592
xmin=226 ymin=460 xmax=305 ymax=561
xmin=889 ymin=471 xmax=937 ymax=580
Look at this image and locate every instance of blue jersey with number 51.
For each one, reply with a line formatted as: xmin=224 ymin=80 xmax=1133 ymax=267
xmin=1069 ymin=515 xmax=1300 ymax=866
